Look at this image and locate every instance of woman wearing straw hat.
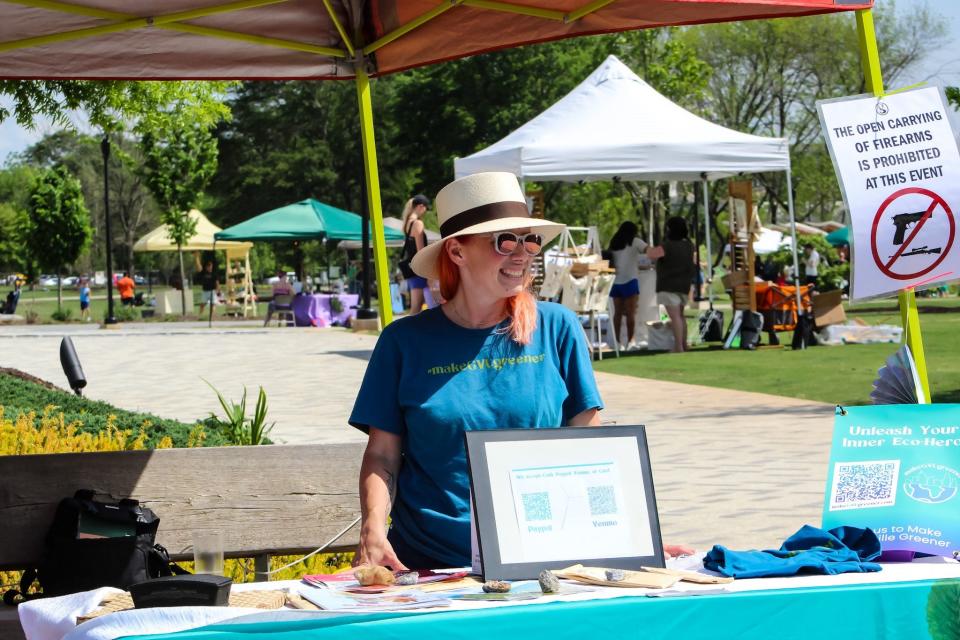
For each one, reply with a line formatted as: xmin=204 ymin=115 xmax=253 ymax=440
xmin=349 ymin=172 xmax=604 ymax=570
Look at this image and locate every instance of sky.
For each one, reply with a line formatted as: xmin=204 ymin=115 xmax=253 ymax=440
xmin=0 ymin=0 xmax=957 ymax=165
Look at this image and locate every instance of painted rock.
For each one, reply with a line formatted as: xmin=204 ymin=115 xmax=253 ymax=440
xmin=482 ymin=580 xmax=511 ymax=593
xmin=394 ymin=571 xmax=419 ymax=586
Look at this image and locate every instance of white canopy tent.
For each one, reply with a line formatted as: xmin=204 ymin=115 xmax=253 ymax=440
xmin=455 ymin=54 xmax=802 ymax=306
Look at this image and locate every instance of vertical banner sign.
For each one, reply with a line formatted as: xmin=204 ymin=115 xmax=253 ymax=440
xmin=817 ymin=86 xmax=960 ymax=300
xmin=822 ymin=404 xmax=960 ymax=556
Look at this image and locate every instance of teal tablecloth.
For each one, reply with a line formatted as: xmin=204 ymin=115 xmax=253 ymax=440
xmin=122 ymin=578 xmax=960 ymax=640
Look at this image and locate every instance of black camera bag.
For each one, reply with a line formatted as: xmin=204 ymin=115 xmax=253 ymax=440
xmin=3 ymin=490 xmax=185 ymax=605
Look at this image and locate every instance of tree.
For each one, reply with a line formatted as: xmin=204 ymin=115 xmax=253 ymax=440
xmin=0 ymin=81 xmax=232 ymax=132
xmin=17 ymin=130 xmax=159 ymax=274
xmin=681 ymin=5 xmax=947 ymax=263
xmin=139 ymin=122 xmax=218 ymax=315
xmin=24 ymin=166 xmax=92 ymax=310
xmin=0 ymin=164 xmax=38 ymax=272
xmin=947 ymin=87 xmax=959 ymax=110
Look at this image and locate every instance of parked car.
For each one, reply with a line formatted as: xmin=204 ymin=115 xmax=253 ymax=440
xmin=61 ymin=276 xmax=79 ymax=287
xmin=38 ymin=275 xmax=59 ymax=287
xmin=133 ymin=274 xmax=146 ymax=285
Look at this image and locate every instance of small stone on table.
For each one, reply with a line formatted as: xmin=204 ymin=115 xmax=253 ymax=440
xmin=482 ymin=580 xmax=511 ymax=593
xmin=605 ymin=569 xmax=626 ymax=582
xmin=538 ymin=570 xmax=560 ymax=593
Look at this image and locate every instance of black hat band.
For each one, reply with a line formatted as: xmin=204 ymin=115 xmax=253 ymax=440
xmin=439 ymin=201 xmax=530 ymax=238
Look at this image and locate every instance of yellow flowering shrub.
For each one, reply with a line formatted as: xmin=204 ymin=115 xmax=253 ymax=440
xmin=0 ymin=404 xmax=349 ymax=590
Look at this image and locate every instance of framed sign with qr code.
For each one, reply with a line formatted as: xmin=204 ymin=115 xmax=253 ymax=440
xmin=822 ymin=404 xmax=960 ymax=557
xmin=465 ymin=425 xmax=664 ymax=580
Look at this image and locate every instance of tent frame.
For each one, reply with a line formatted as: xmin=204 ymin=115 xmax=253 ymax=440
xmin=5 ymin=3 xmax=919 ymax=374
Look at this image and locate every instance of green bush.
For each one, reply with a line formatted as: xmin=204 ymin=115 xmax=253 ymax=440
xmin=110 ymin=305 xmax=140 ymax=322
xmin=51 ymin=308 xmax=73 ymax=322
xmin=0 ymin=373 xmax=227 ymax=448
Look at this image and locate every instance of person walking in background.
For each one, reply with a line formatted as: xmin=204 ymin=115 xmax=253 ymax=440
xmin=78 ymin=277 xmax=91 ymax=322
xmin=398 ymin=194 xmax=430 ymax=316
xmin=607 ymin=221 xmax=647 ymax=350
xmin=116 ymin=271 xmax=135 ymax=306
xmin=649 ymin=217 xmax=696 ymax=353
xmin=198 ymin=260 xmax=220 ymax=316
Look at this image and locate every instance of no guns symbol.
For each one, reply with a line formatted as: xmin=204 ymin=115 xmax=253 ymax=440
xmin=871 ymin=187 xmax=955 ymax=280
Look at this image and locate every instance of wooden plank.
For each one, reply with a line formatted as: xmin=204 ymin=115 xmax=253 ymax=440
xmin=0 ymin=443 xmax=364 ymax=570
xmin=0 ymin=608 xmax=26 ymax=640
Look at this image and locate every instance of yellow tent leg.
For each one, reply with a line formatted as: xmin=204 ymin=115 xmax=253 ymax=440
xmin=856 ymin=8 xmax=931 ymax=402
xmin=355 ymin=64 xmax=394 ymax=327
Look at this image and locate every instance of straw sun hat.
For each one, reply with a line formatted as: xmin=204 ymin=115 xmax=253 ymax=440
xmin=410 ymin=172 xmax=565 ymax=280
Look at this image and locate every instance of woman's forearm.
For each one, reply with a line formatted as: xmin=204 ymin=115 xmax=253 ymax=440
xmin=359 ymin=446 xmax=401 ymax=537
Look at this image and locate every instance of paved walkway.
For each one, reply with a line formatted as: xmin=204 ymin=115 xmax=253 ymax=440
xmin=1 ymin=321 xmax=833 ymax=551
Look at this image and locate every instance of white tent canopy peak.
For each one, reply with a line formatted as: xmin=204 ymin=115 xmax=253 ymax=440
xmin=455 ymin=55 xmax=791 ymax=183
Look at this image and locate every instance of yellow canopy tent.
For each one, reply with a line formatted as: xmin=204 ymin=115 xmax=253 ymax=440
xmin=133 ymin=209 xmax=256 ymax=317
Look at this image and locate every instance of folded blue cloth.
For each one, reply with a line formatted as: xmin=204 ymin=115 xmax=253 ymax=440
xmin=703 ymin=525 xmax=883 ymax=578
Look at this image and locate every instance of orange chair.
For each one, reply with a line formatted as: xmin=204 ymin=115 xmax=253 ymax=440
xmin=754 ymin=283 xmax=812 ymax=332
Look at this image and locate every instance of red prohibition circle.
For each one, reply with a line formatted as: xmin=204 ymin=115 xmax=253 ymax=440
xmin=870 ymin=186 xmax=955 ymax=280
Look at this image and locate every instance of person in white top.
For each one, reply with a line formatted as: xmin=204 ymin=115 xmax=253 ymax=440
xmin=607 ymin=221 xmax=649 ymax=350
xmin=803 ymin=243 xmax=821 ymax=288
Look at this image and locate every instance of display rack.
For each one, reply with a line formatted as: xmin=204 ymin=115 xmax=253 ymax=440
xmin=224 ymin=248 xmax=256 ymax=317
xmin=727 ymin=180 xmax=757 ymax=312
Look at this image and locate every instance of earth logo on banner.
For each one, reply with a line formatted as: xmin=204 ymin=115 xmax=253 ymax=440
xmin=902 ymin=463 xmax=959 ymax=505
xmin=870 ymin=187 xmax=955 ymax=281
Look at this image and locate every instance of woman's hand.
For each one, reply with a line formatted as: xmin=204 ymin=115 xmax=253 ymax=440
xmin=664 ymin=543 xmax=695 ymax=559
xmin=355 ymin=528 xmax=408 ymax=571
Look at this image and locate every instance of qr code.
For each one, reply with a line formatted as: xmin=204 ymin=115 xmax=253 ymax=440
xmin=829 ymin=460 xmax=900 ymax=511
xmin=587 ymin=485 xmax=617 ymax=516
xmin=521 ymin=492 xmax=552 ymax=521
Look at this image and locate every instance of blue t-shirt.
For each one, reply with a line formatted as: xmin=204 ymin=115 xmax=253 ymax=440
xmin=79 ymin=287 xmax=90 ymax=303
xmin=349 ymin=301 xmax=603 ymax=567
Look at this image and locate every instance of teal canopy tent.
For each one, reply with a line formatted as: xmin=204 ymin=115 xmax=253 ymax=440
xmin=215 ymin=199 xmax=405 ymax=243
xmin=826 ymin=226 xmax=850 ymax=247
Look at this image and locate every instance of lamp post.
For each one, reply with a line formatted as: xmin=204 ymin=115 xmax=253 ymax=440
xmin=101 ymin=136 xmax=117 ymax=324
xmin=356 ymin=189 xmax=376 ymax=320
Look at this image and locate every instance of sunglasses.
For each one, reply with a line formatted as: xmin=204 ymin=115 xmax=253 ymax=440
xmin=491 ymin=232 xmax=543 ymax=256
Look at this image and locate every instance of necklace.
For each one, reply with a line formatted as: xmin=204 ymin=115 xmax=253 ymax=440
xmin=446 ymin=301 xmax=505 ymax=329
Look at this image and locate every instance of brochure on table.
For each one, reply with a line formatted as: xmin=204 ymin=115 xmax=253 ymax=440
xmin=822 ymin=404 xmax=960 ymax=556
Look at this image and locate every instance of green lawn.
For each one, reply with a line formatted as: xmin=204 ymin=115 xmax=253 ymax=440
xmin=594 ymin=301 xmax=960 ymax=406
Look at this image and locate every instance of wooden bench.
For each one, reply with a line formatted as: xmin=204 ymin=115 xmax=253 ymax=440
xmin=0 ymin=443 xmax=365 ymax=640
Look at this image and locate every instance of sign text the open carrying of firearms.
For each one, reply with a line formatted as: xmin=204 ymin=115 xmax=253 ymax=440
xmin=818 ymin=86 xmax=960 ymax=300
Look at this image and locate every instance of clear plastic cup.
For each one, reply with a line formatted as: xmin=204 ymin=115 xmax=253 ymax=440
xmin=192 ymin=530 xmax=225 ymax=575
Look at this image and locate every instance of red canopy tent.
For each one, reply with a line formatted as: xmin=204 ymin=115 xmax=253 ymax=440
xmin=0 ymin=0 xmax=874 ymax=326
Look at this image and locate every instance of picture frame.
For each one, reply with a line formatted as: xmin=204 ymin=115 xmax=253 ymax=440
xmin=465 ymin=425 xmax=664 ymax=580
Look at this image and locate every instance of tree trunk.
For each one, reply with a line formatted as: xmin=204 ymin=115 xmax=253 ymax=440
xmin=177 ymin=244 xmax=187 ymax=317
xmin=56 ymin=271 xmax=62 ymax=312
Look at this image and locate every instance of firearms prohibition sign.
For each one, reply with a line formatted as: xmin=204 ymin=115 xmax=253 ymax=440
xmin=870 ymin=187 xmax=955 ymax=280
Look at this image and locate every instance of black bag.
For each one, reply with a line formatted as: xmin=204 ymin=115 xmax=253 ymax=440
xmin=792 ymin=312 xmax=818 ymax=350
xmin=4 ymin=490 xmax=186 ymax=604
xmin=739 ymin=310 xmax=764 ymax=350
xmin=398 ymin=234 xmax=417 ymax=280
xmin=698 ymin=308 xmax=724 ymax=342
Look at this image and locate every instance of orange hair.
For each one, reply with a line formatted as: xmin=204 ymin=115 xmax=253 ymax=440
xmin=438 ymin=237 xmax=537 ymax=345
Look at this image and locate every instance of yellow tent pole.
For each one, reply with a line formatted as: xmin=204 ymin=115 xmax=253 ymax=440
xmin=462 ymin=0 xmax=564 ymax=21
xmin=363 ymin=0 xmax=462 ymax=55
xmin=355 ymin=63 xmax=394 ymax=327
xmin=856 ymin=8 xmax=931 ymax=402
